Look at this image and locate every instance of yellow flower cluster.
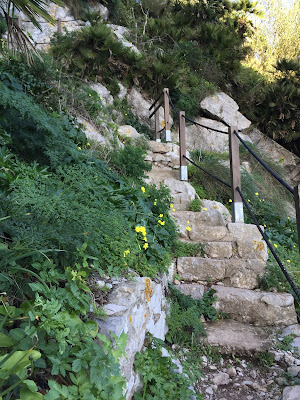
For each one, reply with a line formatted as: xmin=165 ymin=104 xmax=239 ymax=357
xmin=158 ymin=220 xmax=165 ymax=226
xmin=123 ymin=249 xmax=130 ymax=257
xmin=154 ymin=198 xmax=157 ymax=206
xmin=170 ymin=203 xmax=176 ymax=212
xmin=136 ymin=226 xmax=149 ymax=250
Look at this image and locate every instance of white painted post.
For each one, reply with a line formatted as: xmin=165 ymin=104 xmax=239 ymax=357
xmin=179 ymin=111 xmax=188 ymax=181
xmin=163 ymin=88 xmax=171 ymax=142
xmin=155 ymin=111 xmax=161 ymax=143
xmin=229 ymin=126 xmax=244 ymax=223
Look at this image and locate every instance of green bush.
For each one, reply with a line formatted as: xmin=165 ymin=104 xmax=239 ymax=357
xmin=189 ymin=198 xmax=202 ymax=212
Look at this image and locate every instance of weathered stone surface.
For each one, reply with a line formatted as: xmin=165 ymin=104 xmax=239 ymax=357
xmin=189 ymin=226 xmax=230 ymax=242
xmin=282 ymin=386 xmax=300 ymax=400
xmin=227 ymin=222 xmax=263 ymax=242
xmin=236 ymin=238 xmax=268 ymax=262
xmin=127 ymin=87 xmax=172 ymax=130
xmin=212 ymin=285 xmax=297 ymax=326
xmin=118 ymin=125 xmax=141 ymax=139
xmin=108 ymin=24 xmax=140 ymax=55
xmin=204 ymin=242 xmax=233 ymax=259
xmin=149 ymin=141 xmax=179 ymax=155
xmin=75 ymin=117 xmax=108 ymax=144
xmin=212 ymin=372 xmax=231 ymax=385
xmin=16 ymin=4 xmax=84 ymax=50
xmin=200 ymin=92 xmax=251 ymax=130
xmin=177 ymin=258 xmax=264 ymax=289
xmin=282 ymin=324 xmax=300 ymax=337
xmin=88 ymin=3 xmax=109 ymax=20
xmin=245 ymin=127 xmax=300 ymax=187
xmin=95 ymin=278 xmax=167 ymax=400
xmin=89 ymin=82 xmax=114 ymax=105
xmin=172 ymin=205 xmax=230 ymax=239
xmin=177 ymin=258 xmax=226 ymax=282
xmin=117 ymin=82 xmax=128 ymax=101
xmin=204 ymin=320 xmax=274 ymax=353
xmin=175 ymin=284 xmax=205 ymax=299
xmin=224 ymin=259 xmax=265 ymax=289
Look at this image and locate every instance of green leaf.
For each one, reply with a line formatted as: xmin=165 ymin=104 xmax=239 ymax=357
xmin=0 ymin=332 xmax=14 ymax=347
xmin=20 ymin=387 xmax=44 ymax=400
xmin=0 ymin=350 xmax=41 ymax=376
xmin=23 ymin=380 xmax=38 ymax=392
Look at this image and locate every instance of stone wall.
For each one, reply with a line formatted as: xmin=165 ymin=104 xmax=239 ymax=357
xmin=94 ymin=277 xmax=168 ymax=399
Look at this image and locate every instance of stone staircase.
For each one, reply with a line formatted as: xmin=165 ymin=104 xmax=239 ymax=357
xmin=146 ymin=140 xmax=298 ymax=354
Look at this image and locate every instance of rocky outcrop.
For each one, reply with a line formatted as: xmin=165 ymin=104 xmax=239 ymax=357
xmin=245 ymin=127 xmax=300 ymax=187
xmin=200 ymin=92 xmax=251 ymax=130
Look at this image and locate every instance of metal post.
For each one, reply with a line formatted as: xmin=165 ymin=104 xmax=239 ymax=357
xmin=155 ymin=111 xmax=161 ymax=142
xmin=163 ymin=88 xmax=171 ymax=142
xmin=179 ymin=111 xmax=188 ymax=181
xmin=57 ymin=18 xmax=62 ymax=34
xmin=229 ymin=126 xmax=244 ymax=223
xmin=17 ymin=16 xmax=22 ymax=29
xmin=294 ymin=184 xmax=300 ymax=256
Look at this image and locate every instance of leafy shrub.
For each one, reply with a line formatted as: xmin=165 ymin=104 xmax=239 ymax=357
xmin=189 ymin=198 xmax=202 ymax=212
xmin=109 ymin=144 xmax=152 ymax=180
xmin=166 ymin=284 xmax=218 ymax=347
xmin=134 ymin=336 xmax=202 ymax=400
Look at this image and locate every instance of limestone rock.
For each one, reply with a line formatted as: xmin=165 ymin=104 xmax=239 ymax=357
xmin=189 ymin=226 xmax=230 ymax=242
xmin=282 ymin=324 xmax=300 ymax=337
xmin=245 ymin=127 xmax=300 ymax=187
xmin=146 ymin=169 xmax=196 ymax=211
xmin=89 ymin=82 xmax=114 ymax=106
xmin=212 ymin=285 xmax=297 ymax=326
xmin=75 ymin=116 xmax=108 ymax=144
xmin=118 ymin=125 xmax=141 ymax=139
xmin=118 ymin=82 xmax=128 ymax=101
xmin=204 ymin=320 xmax=274 ymax=353
xmin=223 ymin=259 xmax=265 ymax=289
xmin=177 ymin=258 xmax=226 ymax=282
xmin=108 ymin=24 xmax=140 ymax=55
xmin=127 ymin=87 xmax=173 ymax=130
xmin=204 ymin=242 xmax=233 ymax=259
xmin=95 ymin=278 xmax=167 ymax=400
xmin=282 ymin=386 xmax=300 ymax=400
xmin=200 ymin=92 xmax=251 ymax=130
xmin=212 ymin=372 xmax=230 ymax=385
xmin=175 ymin=284 xmax=205 ymax=299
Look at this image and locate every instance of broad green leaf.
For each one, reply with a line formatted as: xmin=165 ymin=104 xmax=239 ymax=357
xmin=0 ymin=350 xmax=41 ymax=375
xmin=20 ymin=387 xmax=44 ymax=400
xmin=0 ymin=332 xmax=14 ymax=347
xmin=85 ymin=320 xmax=98 ymax=338
xmin=23 ymin=379 xmax=38 ymax=392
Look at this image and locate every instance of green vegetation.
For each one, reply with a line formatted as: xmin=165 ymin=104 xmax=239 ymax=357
xmin=134 ymin=336 xmax=203 ymax=400
xmin=0 ymin=57 xmax=178 ymax=399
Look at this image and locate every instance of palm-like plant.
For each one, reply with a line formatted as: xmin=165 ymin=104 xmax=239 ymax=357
xmin=0 ymin=0 xmax=64 ymax=63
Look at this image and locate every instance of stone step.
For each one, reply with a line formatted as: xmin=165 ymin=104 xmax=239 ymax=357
xmin=176 ymin=284 xmax=297 ymax=326
xmin=177 ymin=257 xmax=265 ymax=289
xmin=145 ymin=168 xmax=196 ymax=211
xmin=203 ymin=320 xmax=277 ymax=354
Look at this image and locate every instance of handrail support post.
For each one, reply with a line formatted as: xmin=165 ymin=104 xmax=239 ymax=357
xmin=155 ymin=111 xmax=161 ymax=142
xmin=179 ymin=111 xmax=188 ymax=181
xmin=294 ymin=184 xmax=300 ymax=256
xmin=163 ymin=88 xmax=171 ymax=142
xmin=229 ymin=126 xmax=244 ymax=223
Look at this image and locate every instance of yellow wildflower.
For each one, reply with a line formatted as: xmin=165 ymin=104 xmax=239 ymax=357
xmin=143 ymin=243 xmax=149 ymax=250
xmin=123 ymin=250 xmax=130 ymax=257
xmin=78 ymin=146 xmax=81 ymax=150
xmin=229 ymin=199 xmax=232 ymax=203
xmin=170 ymin=203 xmax=173 ymax=208
xmin=203 ymin=208 xmax=207 ymax=211
xmin=255 ymin=192 xmax=259 ymax=196
xmin=187 ymin=220 xmax=190 ymax=224
xmin=287 ymin=260 xmax=291 ymax=263
xmin=141 ymin=187 xmax=145 ymax=193
xmin=274 ymin=243 xmax=278 ymax=248
xmin=135 ymin=226 xmax=141 ymax=233
xmin=159 ymin=214 xmax=163 ymax=218
xmin=186 ymin=226 xmax=191 ymax=231
xmin=154 ymin=202 xmax=157 ymax=206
